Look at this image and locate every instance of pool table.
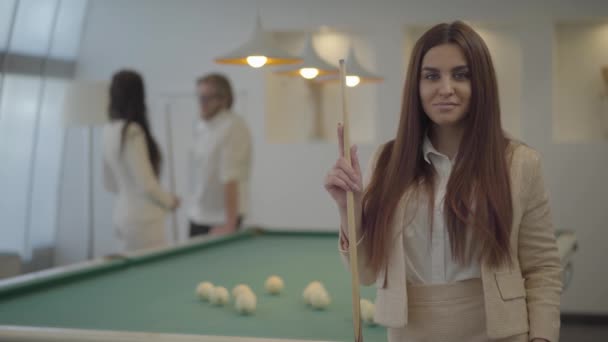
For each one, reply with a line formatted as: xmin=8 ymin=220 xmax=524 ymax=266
xmin=0 ymin=229 xmax=386 ymax=342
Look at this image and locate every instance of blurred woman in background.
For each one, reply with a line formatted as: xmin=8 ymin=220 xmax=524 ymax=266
xmin=102 ymin=70 xmax=179 ymax=252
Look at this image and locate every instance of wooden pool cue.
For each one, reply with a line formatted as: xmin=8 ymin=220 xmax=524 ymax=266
xmin=339 ymin=59 xmax=363 ymax=342
xmin=164 ymin=102 xmax=179 ymax=244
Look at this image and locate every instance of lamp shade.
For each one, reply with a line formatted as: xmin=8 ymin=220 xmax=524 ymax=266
xmin=343 ymin=47 xmax=383 ymax=84
xmin=215 ymin=16 xmax=301 ymax=67
xmin=62 ymin=81 xmax=109 ymax=126
xmin=275 ymin=35 xmax=338 ymax=79
xmin=317 ymin=46 xmax=383 ymax=86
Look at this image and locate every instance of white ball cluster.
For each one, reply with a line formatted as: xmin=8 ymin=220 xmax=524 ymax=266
xmin=302 ymin=281 xmax=330 ymax=310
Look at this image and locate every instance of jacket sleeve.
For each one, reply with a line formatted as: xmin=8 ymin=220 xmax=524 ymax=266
xmin=123 ymin=124 xmax=175 ymax=210
xmin=103 ymin=157 xmax=118 ymax=194
xmin=518 ymin=149 xmax=562 ymax=342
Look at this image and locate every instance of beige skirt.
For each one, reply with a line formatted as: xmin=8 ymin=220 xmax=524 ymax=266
xmin=115 ymin=219 xmax=168 ymax=252
xmin=387 ymin=279 xmax=528 ymax=342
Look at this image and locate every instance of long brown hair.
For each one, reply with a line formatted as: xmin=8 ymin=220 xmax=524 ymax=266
xmin=109 ymin=70 xmax=162 ymax=177
xmin=362 ymin=21 xmax=513 ymax=273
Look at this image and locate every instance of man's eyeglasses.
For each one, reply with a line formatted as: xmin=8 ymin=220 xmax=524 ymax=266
xmin=198 ymin=94 xmax=221 ymax=103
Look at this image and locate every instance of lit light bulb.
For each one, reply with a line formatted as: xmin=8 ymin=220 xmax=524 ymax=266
xmin=299 ymin=68 xmax=319 ymax=79
xmin=247 ymin=56 xmax=268 ymax=68
xmin=346 ymin=75 xmax=361 ymax=87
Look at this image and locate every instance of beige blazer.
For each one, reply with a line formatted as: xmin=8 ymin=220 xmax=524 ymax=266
xmin=103 ymin=121 xmax=175 ymax=228
xmin=339 ymin=142 xmax=562 ymax=342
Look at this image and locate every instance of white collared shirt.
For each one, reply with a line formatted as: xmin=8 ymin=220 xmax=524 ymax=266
xmin=187 ymin=109 xmax=252 ymax=225
xmin=403 ymin=135 xmax=481 ymax=284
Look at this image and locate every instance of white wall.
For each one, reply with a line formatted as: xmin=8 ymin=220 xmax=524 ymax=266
xmin=57 ymin=0 xmax=608 ymax=313
xmin=550 ymin=20 xmax=608 ymax=313
xmin=554 ymin=21 xmax=608 ymax=141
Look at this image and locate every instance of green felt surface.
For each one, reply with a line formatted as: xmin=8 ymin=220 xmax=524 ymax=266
xmin=0 ymin=231 xmax=386 ymax=341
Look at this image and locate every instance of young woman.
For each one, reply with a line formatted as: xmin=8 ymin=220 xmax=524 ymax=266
xmin=325 ymin=22 xmax=561 ymax=342
xmin=103 ymin=70 xmax=179 ymax=252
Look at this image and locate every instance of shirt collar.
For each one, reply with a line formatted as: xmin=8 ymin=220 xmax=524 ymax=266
xmin=422 ymin=134 xmax=442 ymax=164
xmin=198 ymin=109 xmax=231 ymax=130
